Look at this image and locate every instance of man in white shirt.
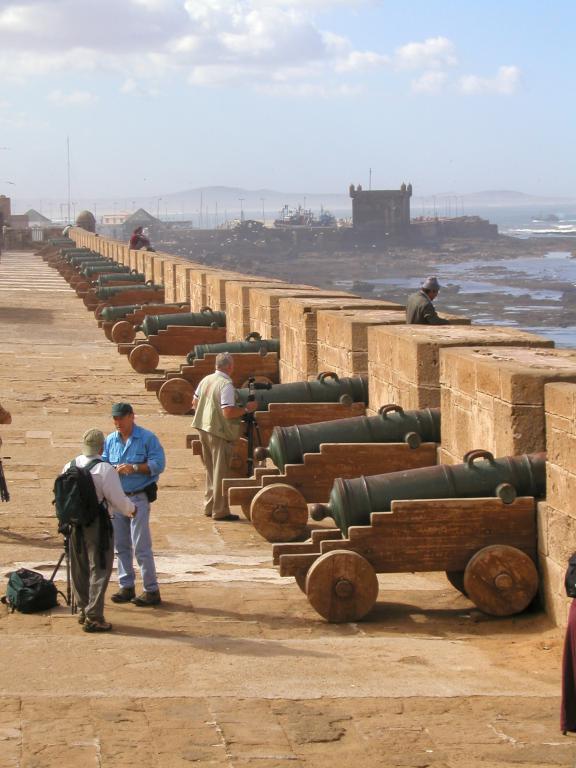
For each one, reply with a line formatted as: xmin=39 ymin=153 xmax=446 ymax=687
xmin=192 ymin=353 xmax=257 ymax=521
xmin=62 ymin=428 xmax=136 ymax=633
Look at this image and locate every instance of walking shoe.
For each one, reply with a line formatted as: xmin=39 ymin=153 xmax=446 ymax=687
xmin=110 ymin=586 xmax=136 ymax=604
xmin=214 ymin=514 xmax=240 ymax=522
xmin=204 ymin=510 xmax=213 ymax=517
xmin=77 ymin=609 xmax=86 ymax=625
xmin=83 ymin=619 xmax=112 ymax=633
xmin=132 ymin=590 xmax=161 ymax=607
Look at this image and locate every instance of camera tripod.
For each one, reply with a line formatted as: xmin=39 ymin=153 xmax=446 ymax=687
xmin=53 ymin=526 xmax=77 ymax=614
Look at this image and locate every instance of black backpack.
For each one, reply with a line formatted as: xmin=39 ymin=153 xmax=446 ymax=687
xmin=53 ymin=458 xmax=104 ymax=529
xmin=1 ymin=568 xmax=60 ymax=613
xmin=565 ymin=553 xmax=576 ymax=598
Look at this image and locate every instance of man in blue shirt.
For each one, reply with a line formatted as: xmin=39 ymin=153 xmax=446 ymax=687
xmin=103 ymin=402 xmax=166 ymax=606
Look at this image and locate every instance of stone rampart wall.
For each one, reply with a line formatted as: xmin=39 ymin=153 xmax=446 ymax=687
xmin=69 ymin=227 xmax=576 ymax=625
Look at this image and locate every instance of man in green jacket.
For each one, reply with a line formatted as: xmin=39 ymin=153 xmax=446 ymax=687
xmin=406 ymin=276 xmax=449 ymax=325
xmin=192 ymin=353 xmax=258 ymax=521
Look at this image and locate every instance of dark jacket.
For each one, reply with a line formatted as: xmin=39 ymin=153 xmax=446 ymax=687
xmin=406 ymin=290 xmax=449 ymax=325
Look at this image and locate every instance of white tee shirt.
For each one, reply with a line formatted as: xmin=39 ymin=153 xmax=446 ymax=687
xmin=62 ymin=454 xmax=135 ymax=518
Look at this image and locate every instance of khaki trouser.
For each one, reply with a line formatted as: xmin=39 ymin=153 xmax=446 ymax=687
xmin=70 ymin=515 xmax=114 ymax=622
xmin=198 ymin=429 xmax=233 ymax=519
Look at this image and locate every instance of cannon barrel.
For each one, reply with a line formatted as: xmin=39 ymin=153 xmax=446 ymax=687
xmin=140 ymin=309 xmax=226 ymax=337
xmin=261 ymin=405 xmax=440 ymax=471
xmin=100 ymin=304 xmax=142 ymax=322
xmin=235 ymin=372 xmax=368 ymax=412
xmin=97 ymin=272 xmax=145 ymax=286
xmin=95 ymin=284 xmax=163 ymax=300
xmin=47 ymin=238 xmax=74 ymax=247
xmin=187 ymin=337 xmax=279 ymax=363
xmin=100 ymin=302 xmax=188 ymax=323
xmin=311 ymin=451 xmax=547 ymax=535
xmin=69 ymin=257 xmax=108 ymax=267
xmin=61 ymin=247 xmax=92 ymax=257
xmin=82 ymin=264 xmax=130 ymax=277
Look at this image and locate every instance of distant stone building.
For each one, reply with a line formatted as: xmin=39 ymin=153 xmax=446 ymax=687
xmin=349 ymin=182 xmax=412 ymax=232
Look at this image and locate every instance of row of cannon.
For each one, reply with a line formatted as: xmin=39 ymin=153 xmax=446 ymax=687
xmin=41 ymin=240 xmax=545 ymax=624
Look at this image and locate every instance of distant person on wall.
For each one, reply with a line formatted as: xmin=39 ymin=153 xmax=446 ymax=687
xmin=103 ymin=402 xmax=165 ymax=606
xmin=406 ymin=276 xmax=449 ymax=325
xmin=129 ymin=226 xmax=155 ymax=252
xmin=192 ymin=353 xmax=258 ymax=521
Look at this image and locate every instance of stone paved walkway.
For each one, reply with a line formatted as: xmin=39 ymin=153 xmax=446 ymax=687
xmin=0 ymin=251 xmax=572 ymax=767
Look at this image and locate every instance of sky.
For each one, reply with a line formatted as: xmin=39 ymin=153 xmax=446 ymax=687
xmin=0 ymin=0 xmax=573 ymax=207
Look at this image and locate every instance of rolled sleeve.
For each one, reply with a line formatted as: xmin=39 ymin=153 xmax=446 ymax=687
xmin=101 ymin=465 xmax=136 ymax=518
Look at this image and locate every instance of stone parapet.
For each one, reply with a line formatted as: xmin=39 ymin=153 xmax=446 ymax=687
xmin=279 ymin=297 xmax=398 ymax=382
xmin=539 ymin=382 xmax=576 ymax=625
xmin=248 ymin=287 xmax=353 ymax=341
xmin=317 ymin=308 xmax=406 ymax=380
xmin=368 ymin=324 xmax=547 ymax=415
xmin=439 ymin=345 xmax=576 ymax=462
xmin=224 ymin=280 xmax=310 ymax=341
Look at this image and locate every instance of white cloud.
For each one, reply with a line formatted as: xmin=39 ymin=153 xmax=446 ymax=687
xmin=411 ymin=71 xmax=447 ymax=93
xmin=395 ymin=36 xmax=457 ymax=70
xmin=0 ymin=1 xmax=518 ymax=101
xmin=459 ymin=65 xmax=520 ymax=95
xmin=336 ymin=50 xmax=389 ymax=72
xmin=48 ymin=90 xmax=98 ymax=105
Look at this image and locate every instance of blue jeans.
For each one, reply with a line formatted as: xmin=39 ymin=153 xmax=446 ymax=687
xmin=112 ymin=493 xmax=158 ymax=592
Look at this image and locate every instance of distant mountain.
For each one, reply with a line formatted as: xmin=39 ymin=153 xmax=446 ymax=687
xmin=430 ymin=190 xmax=575 ymax=207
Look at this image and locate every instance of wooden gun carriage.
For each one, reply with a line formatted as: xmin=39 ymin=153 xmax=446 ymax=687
xmin=273 ymin=495 xmax=539 ymax=623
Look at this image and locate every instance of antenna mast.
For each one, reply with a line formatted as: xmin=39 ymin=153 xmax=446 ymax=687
xmin=66 ymin=136 xmax=71 ymax=224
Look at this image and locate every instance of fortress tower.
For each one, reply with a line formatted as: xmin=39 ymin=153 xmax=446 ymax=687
xmin=349 ymin=182 xmax=412 ymax=232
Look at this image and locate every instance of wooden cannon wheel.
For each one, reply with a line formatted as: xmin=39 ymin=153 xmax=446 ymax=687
xmin=129 ymin=343 xmax=160 ymax=374
xmin=111 ymin=320 xmax=136 ymax=344
xmin=158 ymin=378 xmax=195 ymax=415
xmin=305 ymin=550 xmax=379 ymax=623
xmin=250 ymin=483 xmax=309 ymax=542
xmin=463 ymin=544 xmax=538 ymax=617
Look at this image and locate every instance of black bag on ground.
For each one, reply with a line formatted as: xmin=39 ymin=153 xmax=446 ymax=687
xmin=565 ymin=553 xmax=576 ymax=598
xmin=53 ymin=458 xmax=103 ymax=529
xmin=1 ymin=568 xmax=59 ymax=613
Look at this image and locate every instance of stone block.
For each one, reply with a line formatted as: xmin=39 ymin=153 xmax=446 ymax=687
xmin=546 ymin=503 xmax=576 ymax=565
xmin=546 ymin=462 xmax=576 ymax=518
xmin=224 ymin=280 xmax=307 ymax=341
xmin=537 ymin=501 xmax=550 ymax=556
xmin=175 ymin=263 xmax=197 ymax=304
xmin=539 ymin=552 xmax=569 ymax=627
xmin=369 ymin=324 xmax=545 ymax=413
xmin=545 ymin=381 xmax=576 ymax=422
xmin=441 ymin=346 xmax=576 ymax=457
xmin=279 ymin=296 xmax=397 ymax=381
xmin=316 ymin=309 xmax=406 ymax=378
xmin=205 ymin=272 xmax=280 ymax=314
xmin=188 ymin=267 xmax=226 ymax=311
xmin=248 ymin=287 xmax=360 ymax=341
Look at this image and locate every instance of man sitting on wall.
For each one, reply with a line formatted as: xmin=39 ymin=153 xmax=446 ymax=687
xmin=406 ymin=276 xmax=449 ymax=325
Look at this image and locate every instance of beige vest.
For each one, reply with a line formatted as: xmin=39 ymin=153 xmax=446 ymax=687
xmin=192 ymin=372 xmax=241 ymax=442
